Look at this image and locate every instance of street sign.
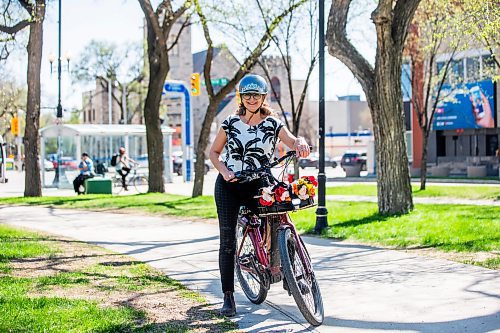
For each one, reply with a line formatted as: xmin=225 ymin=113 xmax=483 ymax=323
xmin=202 ymin=78 xmax=229 ymax=87
xmin=163 ymin=81 xmax=193 ymax=182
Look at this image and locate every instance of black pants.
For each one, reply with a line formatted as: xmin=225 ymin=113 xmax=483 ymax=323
xmin=214 ymin=173 xmax=268 ymax=293
xmin=73 ymin=174 xmax=93 ymax=194
xmin=118 ymin=167 xmax=131 ymax=188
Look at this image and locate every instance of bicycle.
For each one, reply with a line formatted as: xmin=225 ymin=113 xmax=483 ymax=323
xmin=112 ymin=163 xmax=149 ymax=194
xmin=234 ymin=150 xmax=324 ymax=326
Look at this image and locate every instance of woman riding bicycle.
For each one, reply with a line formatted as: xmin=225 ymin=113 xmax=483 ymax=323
xmin=209 ymin=74 xmax=310 ymax=317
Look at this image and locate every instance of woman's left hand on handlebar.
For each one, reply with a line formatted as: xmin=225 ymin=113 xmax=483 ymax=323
xmin=294 ymin=137 xmax=310 ymax=158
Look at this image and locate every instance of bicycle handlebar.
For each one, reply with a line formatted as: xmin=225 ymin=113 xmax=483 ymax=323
xmin=234 ymin=150 xmax=296 ymax=183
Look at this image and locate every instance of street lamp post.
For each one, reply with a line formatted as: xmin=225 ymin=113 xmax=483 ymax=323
xmin=50 ymin=0 xmax=63 ymax=186
xmin=315 ymin=0 xmax=328 ymax=233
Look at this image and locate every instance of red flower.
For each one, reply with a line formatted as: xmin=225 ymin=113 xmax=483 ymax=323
xmin=303 ymin=176 xmax=318 ymax=187
xmin=274 ymin=186 xmax=291 ymax=202
xmin=259 ymin=197 xmax=274 ymax=206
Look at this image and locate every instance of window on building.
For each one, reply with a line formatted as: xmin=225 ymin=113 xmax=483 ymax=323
xmin=270 ymin=77 xmax=281 ymax=102
xmin=466 ymin=57 xmax=480 ymax=82
xmin=482 ymin=54 xmax=496 ymax=78
xmin=450 ymin=59 xmax=464 ymax=83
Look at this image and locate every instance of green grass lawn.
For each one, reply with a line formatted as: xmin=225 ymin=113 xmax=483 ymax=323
xmin=0 ymin=193 xmax=218 ymax=219
xmin=0 ymin=224 xmax=235 ymax=332
xmin=326 ymin=184 xmax=500 ymax=200
xmin=291 ymin=201 xmax=499 ymax=253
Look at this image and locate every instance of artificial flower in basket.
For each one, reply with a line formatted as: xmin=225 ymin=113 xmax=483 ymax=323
xmin=291 ymin=176 xmax=317 ymax=200
xmin=257 ymin=186 xmax=275 ymax=206
xmin=273 ymin=183 xmax=292 ymax=203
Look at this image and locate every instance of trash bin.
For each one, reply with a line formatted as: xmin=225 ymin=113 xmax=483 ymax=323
xmin=344 ymin=165 xmax=361 ymax=177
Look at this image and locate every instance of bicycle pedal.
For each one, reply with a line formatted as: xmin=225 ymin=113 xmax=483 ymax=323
xmin=238 ymin=255 xmax=252 ymax=266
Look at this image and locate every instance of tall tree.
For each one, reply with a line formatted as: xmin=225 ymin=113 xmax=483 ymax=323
xmin=71 ymin=40 xmax=145 ymax=124
xmin=257 ymin=0 xmax=318 ymax=179
xmin=138 ymin=0 xmax=191 ymax=193
xmin=406 ymin=0 xmax=460 ymax=190
xmin=326 ymin=0 xmax=420 ymax=215
xmin=191 ymin=0 xmax=307 ymax=197
xmin=0 ymin=0 xmax=46 ymax=197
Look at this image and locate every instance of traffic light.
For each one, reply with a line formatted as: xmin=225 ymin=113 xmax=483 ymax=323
xmin=190 ymin=73 xmax=200 ymax=96
xmin=11 ymin=117 xmax=19 ymax=136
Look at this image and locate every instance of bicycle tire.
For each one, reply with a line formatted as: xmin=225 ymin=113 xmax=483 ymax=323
xmin=133 ymin=175 xmax=148 ymax=194
xmin=278 ymin=227 xmax=324 ymax=326
xmin=235 ymin=219 xmax=268 ymax=304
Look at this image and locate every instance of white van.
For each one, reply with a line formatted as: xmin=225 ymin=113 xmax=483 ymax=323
xmin=0 ymin=135 xmax=7 ymax=183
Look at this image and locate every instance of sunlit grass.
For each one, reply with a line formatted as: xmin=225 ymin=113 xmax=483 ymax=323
xmin=326 ymin=184 xmax=500 ymax=200
xmin=0 ymin=225 xmax=235 ymax=332
xmin=292 ymin=201 xmax=500 ymax=253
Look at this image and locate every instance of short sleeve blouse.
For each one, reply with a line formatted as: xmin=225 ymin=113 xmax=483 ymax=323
xmin=221 ymin=114 xmax=284 ymax=172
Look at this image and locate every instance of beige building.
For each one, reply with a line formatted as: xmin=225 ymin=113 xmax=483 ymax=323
xmin=307 ymin=96 xmax=373 ymax=157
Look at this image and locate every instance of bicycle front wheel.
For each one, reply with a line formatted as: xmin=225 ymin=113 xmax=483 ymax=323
xmin=235 ymin=219 xmax=268 ymax=304
xmin=278 ymin=227 xmax=324 ymax=326
xmin=112 ymin=176 xmax=123 ymax=195
xmin=133 ymin=175 xmax=148 ymax=194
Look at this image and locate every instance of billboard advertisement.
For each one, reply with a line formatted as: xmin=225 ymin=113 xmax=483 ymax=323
xmin=433 ymin=80 xmax=495 ymax=130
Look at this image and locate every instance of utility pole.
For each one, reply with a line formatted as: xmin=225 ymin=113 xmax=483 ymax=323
xmin=55 ymin=0 xmax=63 ymax=187
xmin=315 ymin=0 xmax=328 ymax=233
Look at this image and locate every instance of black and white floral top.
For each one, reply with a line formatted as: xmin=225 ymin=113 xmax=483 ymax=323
xmin=221 ymin=114 xmax=284 ymax=172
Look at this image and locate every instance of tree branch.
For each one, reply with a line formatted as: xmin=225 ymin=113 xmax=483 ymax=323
xmin=392 ymin=0 xmax=421 ymax=50
xmin=194 ymin=0 xmax=215 ymax=97
xmin=166 ymin=15 xmax=192 ymax=52
xmin=138 ymin=0 xmax=163 ymax=45
xmin=326 ymin=0 xmax=374 ymax=94
xmin=0 ymin=20 xmax=30 ymax=35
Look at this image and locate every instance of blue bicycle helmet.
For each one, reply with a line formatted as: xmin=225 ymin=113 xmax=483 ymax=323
xmin=238 ymin=74 xmax=268 ymax=94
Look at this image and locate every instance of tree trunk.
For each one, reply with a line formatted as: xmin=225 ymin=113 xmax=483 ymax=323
xmin=143 ymin=57 xmax=167 ymax=193
xmin=370 ymin=18 xmax=413 ymax=214
xmin=420 ymin=129 xmax=429 ymax=190
xmin=24 ymin=1 xmax=45 ymax=197
xmin=192 ymin=102 xmax=220 ymax=197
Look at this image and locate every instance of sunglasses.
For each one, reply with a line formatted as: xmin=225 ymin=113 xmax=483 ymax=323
xmin=241 ymin=93 xmax=263 ymax=100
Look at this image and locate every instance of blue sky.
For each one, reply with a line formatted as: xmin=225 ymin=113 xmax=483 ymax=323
xmin=4 ymin=0 xmax=376 ymax=113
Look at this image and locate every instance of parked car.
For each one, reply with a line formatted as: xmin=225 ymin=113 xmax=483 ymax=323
xmin=298 ymin=152 xmax=337 ymax=169
xmin=340 ymin=152 xmax=367 ymax=171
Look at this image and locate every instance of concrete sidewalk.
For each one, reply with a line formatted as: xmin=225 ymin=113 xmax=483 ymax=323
xmin=1 ymin=205 xmax=498 ymax=332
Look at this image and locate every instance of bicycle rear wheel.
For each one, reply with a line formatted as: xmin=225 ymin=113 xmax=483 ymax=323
xmin=278 ymin=227 xmax=323 ymax=326
xmin=133 ymin=175 xmax=148 ymax=194
xmin=235 ymin=219 xmax=268 ymax=304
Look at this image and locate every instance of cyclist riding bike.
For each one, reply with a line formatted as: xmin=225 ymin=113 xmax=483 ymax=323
xmin=209 ymin=74 xmax=310 ymax=317
xmin=115 ymin=147 xmax=137 ymax=191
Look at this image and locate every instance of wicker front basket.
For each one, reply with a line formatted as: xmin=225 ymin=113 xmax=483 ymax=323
xmin=258 ymin=197 xmax=316 ymax=216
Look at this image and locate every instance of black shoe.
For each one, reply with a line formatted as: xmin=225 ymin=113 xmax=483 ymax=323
xmin=220 ymin=291 xmax=236 ymax=317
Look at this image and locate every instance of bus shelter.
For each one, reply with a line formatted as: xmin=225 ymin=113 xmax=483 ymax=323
xmin=39 ymin=124 xmax=175 ymax=188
